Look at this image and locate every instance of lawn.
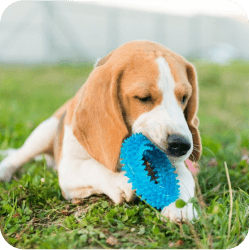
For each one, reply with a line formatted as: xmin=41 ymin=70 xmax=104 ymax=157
xmin=0 ymin=61 xmax=249 ymax=249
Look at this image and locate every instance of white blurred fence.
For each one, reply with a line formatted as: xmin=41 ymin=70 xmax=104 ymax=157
xmin=0 ymin=1 xmax=249 ymax=64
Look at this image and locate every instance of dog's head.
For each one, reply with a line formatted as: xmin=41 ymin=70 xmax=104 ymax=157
xmin=72 ymin=41 xmax=201 ymax=171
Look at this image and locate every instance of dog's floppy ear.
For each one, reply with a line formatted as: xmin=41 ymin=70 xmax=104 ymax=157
xmin=184 ymin=62 xmax=202 ymax=162
xmin=72 ymin=55 xmax=128 ymax=172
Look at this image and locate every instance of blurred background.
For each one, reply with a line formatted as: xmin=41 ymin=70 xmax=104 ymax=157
xmin=0 ymin=0 xmax=249 ymax=65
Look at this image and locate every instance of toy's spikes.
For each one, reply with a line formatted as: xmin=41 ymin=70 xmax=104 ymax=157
xmin=121 ymin=133 xmax=180 ymax=210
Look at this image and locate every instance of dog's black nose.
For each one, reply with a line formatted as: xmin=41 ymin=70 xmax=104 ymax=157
xmin=167 ymin=134 xmax=191 ymax=157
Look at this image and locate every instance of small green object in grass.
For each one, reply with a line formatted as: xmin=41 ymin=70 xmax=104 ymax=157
xmin=175 ymin=199 xmax=187 ymax=208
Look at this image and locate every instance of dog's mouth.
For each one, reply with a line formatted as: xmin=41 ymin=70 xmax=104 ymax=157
xmin=143 ymin=157 xmax=159 ymax=184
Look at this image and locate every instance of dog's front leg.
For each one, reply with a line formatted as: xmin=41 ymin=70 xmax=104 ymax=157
xmin=58 ymin=157 xmax=135 ymax=204
xmin=58 ymin=125 xmax=135 ymax=204
xmin=161 ymin=162 xmax=198 ymax=221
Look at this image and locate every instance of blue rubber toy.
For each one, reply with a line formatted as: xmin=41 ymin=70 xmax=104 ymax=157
xmin=120 ymin=133 xmax=180 ymax=210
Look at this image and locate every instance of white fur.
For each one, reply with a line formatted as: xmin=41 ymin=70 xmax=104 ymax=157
xmin=0 ymin=117 xmax=58 ymax=181
xmin=161 ymin=161 xmax=197 ymax=221
xmin=132 ymin=56 xmax=197 ymax=221
xmin=58 ymin=125 xmax=134 ymax=204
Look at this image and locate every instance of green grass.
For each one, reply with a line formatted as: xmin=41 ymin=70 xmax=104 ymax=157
xmin=0 ymin=61 xmax=249 ymax=249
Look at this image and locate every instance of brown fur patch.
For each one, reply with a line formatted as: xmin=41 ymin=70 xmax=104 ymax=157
xmin=53 ymin=111 xmax=66 ymax=165
xmin=53 ymin=100 xmax=71 ymax=120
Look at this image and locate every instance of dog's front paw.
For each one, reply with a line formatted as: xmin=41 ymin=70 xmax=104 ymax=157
xmin=103 ymin=171 xmax=135 ymax=204
xmin=161 ymin=202 xmax=198 ymax=222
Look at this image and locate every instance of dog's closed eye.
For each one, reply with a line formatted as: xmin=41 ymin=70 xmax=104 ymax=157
xmin=135 ymin=95 xmax=152 ymax=103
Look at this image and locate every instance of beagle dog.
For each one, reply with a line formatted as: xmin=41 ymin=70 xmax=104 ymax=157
xmin=0 ymin=40 xmax=201 ymax=221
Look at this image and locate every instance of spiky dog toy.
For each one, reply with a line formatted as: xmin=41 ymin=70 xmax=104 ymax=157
xmin=120 ymin=133 xmax=180 ymax=210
